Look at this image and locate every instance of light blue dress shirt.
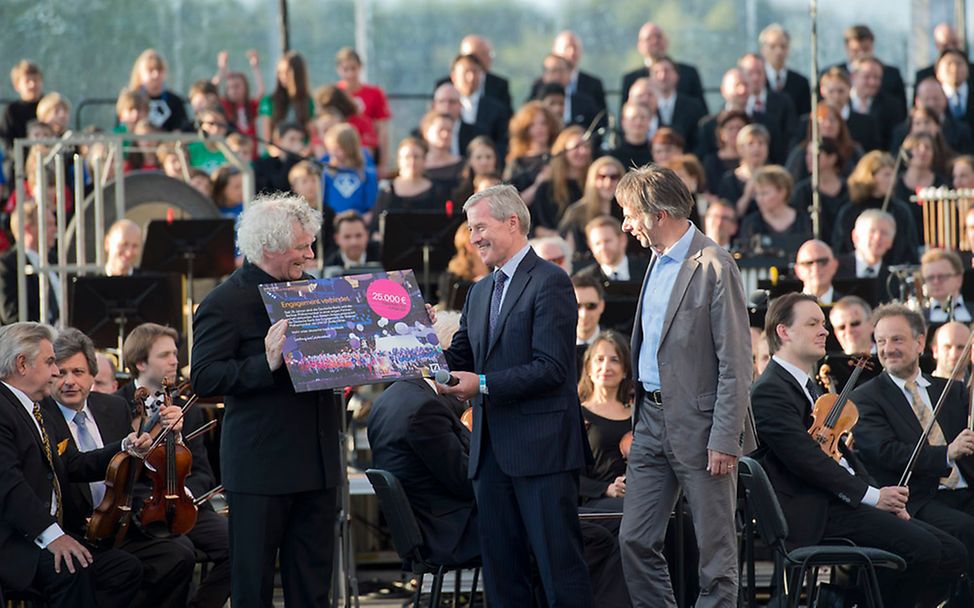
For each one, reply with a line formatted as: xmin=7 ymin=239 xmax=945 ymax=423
xmin=638 ymin=222 xmax=695 ymax=392
xmin=495 ymin=243 xmax=531 ymax=310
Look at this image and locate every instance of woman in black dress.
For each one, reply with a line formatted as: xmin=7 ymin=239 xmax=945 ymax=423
xmin=577 ymin=331 xmax=634 ymax=511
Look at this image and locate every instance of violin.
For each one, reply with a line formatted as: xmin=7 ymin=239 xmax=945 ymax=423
xmin=808 ymin=357 xmax=873 ymax=462
xmin=138 ymin=378 xmax=198 ymax=538
xmin=86 ymin=387 xmax=149 ymax=546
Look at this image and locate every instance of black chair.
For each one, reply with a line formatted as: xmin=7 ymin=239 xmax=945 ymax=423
xmin=1 ymin=586 xmax=47 ymax=607
xmin=365 ymin=469 xmax=482 ymax=608
xmin=737 ymin=456 xmax=905 ymax=607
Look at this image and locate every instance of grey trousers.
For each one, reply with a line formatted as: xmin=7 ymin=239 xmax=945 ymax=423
xmin=619 ymin=398 xmax=739 ymax=608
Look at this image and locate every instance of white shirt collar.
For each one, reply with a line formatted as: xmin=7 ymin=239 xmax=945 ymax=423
xmin=658 ymin=222 xmax=695 ymax=261
xmin=2 ymin=380 xmax=35 ymax=409
xmin=772 ymin=355 xmax=815 ymax=404
xmin=804 ymin=285 xmax=834 ymax=305
xmin=746 ymin=90 xmax=768 ymax=114
xmin=459 ymin=92 xmax=481 ymax=124
xmin=943 ymin=81 xmax=968 ymax=100
xmin=56 ymin=400 xmax=91 ymax=425
xmin=340 ymin=251 xmax=367 ymax=267
xmin=840 ymin=103 xmax=851 ymax=120
xmin=854 ymin=252 xmax=881 ymax=277
xmin=887 ymin=369 xmax=930 ymax=392
xmin=765 ymin=65 xmax=787 ymax=89
xmin=600 ymin=255 xmax=630 ymax=281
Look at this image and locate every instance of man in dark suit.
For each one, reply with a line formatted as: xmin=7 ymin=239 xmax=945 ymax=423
xmin=574 ymin=215 xmax=649 ymax=283
xmin=794 ymin=239 xmax=841 ymax=305
xmin=449 ymin=54 xmax=510 ymax=166
xmin=827 ymin=24 xmax=907 ymax=111
xmin=112 ymin=323 xmax=230 ymax=608
xmin=696 ymin=68 xmax=784 ymax=162
xmin=816 ymin=67 xmax=883 ymax=152
xmin=920 ymin=248 xmax=974 ymax=324
xmin=915 ymin=23 xmax=970 ymax=97
xmin=936 ymin=48 xmax=974 ymax=137
xmin=892 ymin=77 xmax=974 ymax=156
xmin=0 ymin=322 xmax=145 ymax=607
xmin=759 ymin=23 xmax=812 ymax=117
xmin=41 ymin=327 xmax=200 ymax=608
xmin=322 ymin=210 xmax=381 ymax=273
xmin=459 ymin=35 xmax=512 ymax=117
xmin=852 ymin=304 xmax=974 ymax=599
xmin=649 ymin=56 xmax=707 ymax=153
xmin=437 ymin=184 xmax=592 ymax=606
xmin=617 ymin=165 xmax=754 ymax=607
xmin=529 ymin=31 xmax=607 ymax=115
xmin=191 ymin=194 xmax=341 ymax=607
xmin=621 ymin=22 xmax=706 ymax=113
xmin=751 ymin=294 xmax=966 ymax=607
xmin=738 ymin=53 xmax=798 ymax=163
xmin=536 ymin=56 xmax=603 ymax=134
xmin=850 ymin=56 xmax=907 ymax=149
xmin=0 ymin=198 xmax=60 ymax=325
xmin=429 ymin=82 xmax=486 ymax=157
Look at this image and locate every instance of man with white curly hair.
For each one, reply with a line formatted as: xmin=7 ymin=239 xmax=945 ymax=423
xmin=191 ymin=194 xmax=341 ymax=607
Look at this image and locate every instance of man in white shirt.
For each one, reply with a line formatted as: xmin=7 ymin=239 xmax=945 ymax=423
xmin=0 ymin=322 xmax=146 ymax=608
xmin=852 ymin=304 xmax=974 ymax=602
xmin=921 ymin=248 xmax=972 ymax=323
xmin=930 ymin=322 xmax=972 ymax=380
xmin=582 ymin=215 xmax=647 ymax=283
xmin=937 ymin=49 xmax=971 ymax=124
xmin=794 ymin=239 xmax=839 ymax=305
xmin=835 ymin=209 xmax=894 ymax=290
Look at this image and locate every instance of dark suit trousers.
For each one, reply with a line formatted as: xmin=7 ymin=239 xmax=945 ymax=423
xmin=119 ymin=531 xmax=197 ymax=608
xmin=474 ymin=426 xmax=593 ymax=607
xmin=33 ymin=542 xmax=142 ymax=608
xmin=823 ymin=501 xmax=967 ymax=608
xmin=917 ymin=488 xmax=974 ymax=579
xmin=580 ymin=522 xmax=631 ymax=608
xmin=187 ymin=506 xmax=231 ymax=608
xmin=226 ymin=487 xmax=337 ymax=608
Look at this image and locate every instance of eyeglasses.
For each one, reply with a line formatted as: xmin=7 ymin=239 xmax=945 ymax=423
xmin=832 ymin=320 xmax=862 ymax=332
xmin=923 ymin=272 xmax=960 ymax=283
xmin=578 ymin=302 xmax=601 ymax=311
xmin=796 ymin=257 xmax=832 ymax=267
xmin=596 ymin=173 xmax=621 ymax=182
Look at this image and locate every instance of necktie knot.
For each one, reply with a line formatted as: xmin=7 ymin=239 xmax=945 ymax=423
xmin=805 ymin=378 xmax=821 ymax=401
xmin=495 ymin=270 xmax=507 ymax=286
xmin=74 ymin=410 xmax=87 ymax=425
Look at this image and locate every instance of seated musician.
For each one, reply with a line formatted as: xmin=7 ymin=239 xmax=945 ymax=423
xmin=114 ymin=322 xmax=231 ymax=608
xmin=829 ymin=295 xmax=876 ymax=356
xmin=793 ymin=239 xmax=840 ymax=305
xmin=575 ymin=215 xmax=648 ymax=283
xmin=852 ymin=304 xmax=974 ymax=602
xmin=41 ymin=327 xmax=199 ymax=608
xmin=103 ymin=219 xmax=143 ymax=277
xmin=931 ymin=321 xmax=972 ymax=380
xmin=751 ymin=293 xmax=966 ymax=607
xmin=833 ymin=209 xmax=894 ymax=294
xmin=921 ymin=248 xmax=973 ymax=323
xmin=577 ymin=331 xmax=631 ymax=512
xmin=367 ymin=316 xmax=631 ymax=608
xmin=0 ymin=322 xmax=144 ymax=608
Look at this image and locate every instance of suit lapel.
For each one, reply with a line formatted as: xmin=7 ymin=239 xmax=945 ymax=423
xmin=770 ymin=361 xmax=814 ymax=425
xmin=0 ymin=382 xmax=45 ymax=448
xmin=486 ymin=251 xmax=536 ymax=357
xmin=658 ymin=234 xmax=704 ymax=345
xmin=631 ymin=254 xmax=657 ymax=371
xmin=877 ymin=373 xmax=924 ymax=436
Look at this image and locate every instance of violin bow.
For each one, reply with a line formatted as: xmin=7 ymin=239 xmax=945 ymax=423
xmin=899 ymin=329 xmax=974 ymax=486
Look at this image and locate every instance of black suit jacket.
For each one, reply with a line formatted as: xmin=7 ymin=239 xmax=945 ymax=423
xmin=862 ymin=91 xmax=907 ymax=150
xmin=0 ymin=246 xmax=60 ymax=325
xmin=777 ymin=69 xmax=812 ymax=117
xmin=367 ymin=379 xmax=478 ymax=565
xmin=834 ymin=253 xmax=891 ymax=302
xmin=191 ymin=262 xmax=341 ymax=494
xmin=39 ymin=393 xmax=133 ymax=535
xmin=444 ymin=248 xmax=586 ymax=477
xmin=435 ymin=72 xmax=512 ymax=118
xmin=758 ymin=90 xmax=798 ymax=163
xmin=0 ymin=382 xmax=122 ymax=590
xmin=664 ymin=94 xmax=707 ymax=153
xmin=829 ymin=61 xmax=907 ymax=113
xmin=574 ymin=255 xmax=650 ymax=285
xmin=750 ymin=360 xmax=874 ymax=547
xmin=620 ymin=62 xmax=706 ymax=113
xmin=852 ymin=373 xmax=974 ymax=514
xmin=321 ymin=241 xmax=382 ymax=270
xmin=114 ymin=381 xmax=217 ymax=500
xmin=530 ymin=70 xmax=607 ymax=115
xmin=470 ymin=95 xmax=510 ymax=167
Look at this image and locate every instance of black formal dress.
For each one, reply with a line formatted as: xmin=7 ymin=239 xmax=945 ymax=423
xmin=579 ymin=408 xmax=629 ymax=510
xmin=191 ymin=261 xmax=341 ymax=607
xmin=0 ymin=382 xmax=142 ymax=608
xmin=751 ymin=360 xmax=966 ymax=607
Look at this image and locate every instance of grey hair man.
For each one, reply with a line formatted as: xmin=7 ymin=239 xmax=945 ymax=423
xmin=616 ymin=164 xmax=754 ymax=607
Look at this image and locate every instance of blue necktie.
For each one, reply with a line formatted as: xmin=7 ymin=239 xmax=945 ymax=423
xmin=489 ymin=270 xmax=508 ymax=342
xmin=74 ymin=411 xmax=106 ymax=507
xmin=953 ymin=95 xmax=965 ymax=118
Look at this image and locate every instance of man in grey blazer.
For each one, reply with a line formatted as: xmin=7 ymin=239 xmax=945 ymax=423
xmin=616 ymin=165 xmax=755 ymax=607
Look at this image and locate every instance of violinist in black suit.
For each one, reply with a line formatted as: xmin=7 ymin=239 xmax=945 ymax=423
xmin=192 ymin=195 xmax=341 ymax=607
xmin=852 ymin=304 xmax=974 ymax=599
xmin=759 ymin=23 xmax=812 ymax=117
xmin=0 ymin=322 xmax=145 ymax=608
xmin=620 ymin=22 xmax=706 ymax=112
xmin=41 ymin=327 xmax=199 ymax=608
xmin=114 ymin=323 xmax=230 ymax=608
xmin=751 ymin=294 xmax=966 ymax=607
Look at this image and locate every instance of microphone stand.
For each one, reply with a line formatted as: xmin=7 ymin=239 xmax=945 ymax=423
xmin=809 ymin=0 xmax=822 ymax=240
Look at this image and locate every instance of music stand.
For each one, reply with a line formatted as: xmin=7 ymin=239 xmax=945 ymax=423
xmin=140 ymin=219 xmax=236 ymax=356
xmin=380 ymin=211 xmax=464 ymax=297
xmin=601 ymin=281 xmax=641 ymax=335
xmin=69 ymin=274 xmax=181 ymax=370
